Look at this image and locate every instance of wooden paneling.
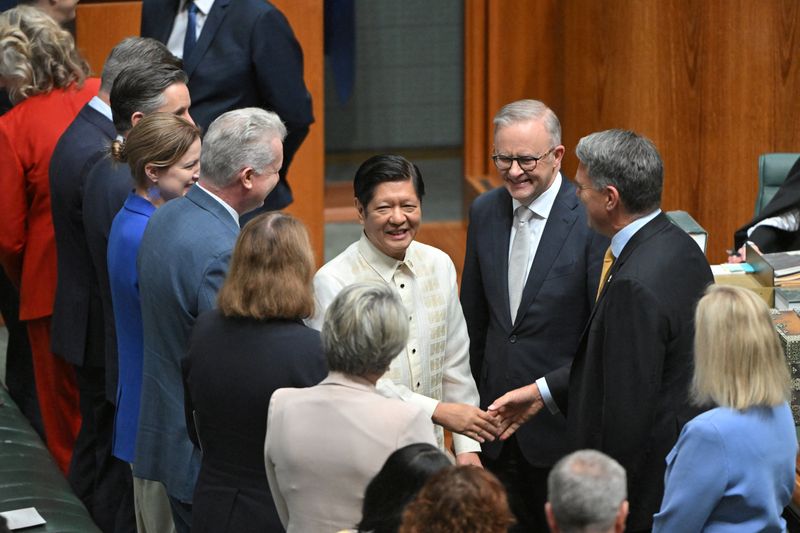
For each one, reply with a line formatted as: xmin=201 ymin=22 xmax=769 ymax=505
xmin=271 ymin=0 xmax=326 ymax=265
xmin=74 ymin=0 xmax=326 ymax=263
xmin=75 ymin=2 xmax=141 ymax=75
xmin=465 ymin=0 xmax=800 ymax=263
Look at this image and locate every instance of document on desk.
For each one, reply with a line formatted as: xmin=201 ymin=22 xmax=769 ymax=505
xmin=0 ymin=507 xmax=46 ymax=530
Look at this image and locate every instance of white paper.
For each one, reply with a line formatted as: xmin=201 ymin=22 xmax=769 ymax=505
xmin=0 ymin=507 xmax=46 ymax=530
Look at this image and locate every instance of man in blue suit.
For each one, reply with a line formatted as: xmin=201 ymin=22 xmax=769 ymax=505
xmin=135 ymin=108 xmax=286 ymax=533
xmin=49 ymin=37 xmax=178 ymax=533
xmin=460 ymin=100 xmax=607 ymax=532
xmin=140 ymin=0 xmax=313 ymax=213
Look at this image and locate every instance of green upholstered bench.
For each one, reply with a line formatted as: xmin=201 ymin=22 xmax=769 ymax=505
xmin=0 ymin=385 xmax=100 ymax=532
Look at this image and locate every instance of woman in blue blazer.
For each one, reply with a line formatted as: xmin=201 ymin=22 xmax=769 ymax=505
xmin=653 ymin=285 xmax=797 ymax=532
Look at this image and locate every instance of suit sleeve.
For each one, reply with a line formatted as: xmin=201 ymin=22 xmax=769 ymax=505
xmin=600 ymin=278 xmax=668 ymax=466
xmin=0 ymin=123 xmax=27 ymax=285
xmin=264 ymin=391 xmax=290 ymax=529
xmin=196 ymin=249 xmax=233 ymax=314
xmin=251 ymin=7 xmax=313 ymax=169
xmin=460 ymin=202 xmax=489 ymax=385
xmin=652 ymin=420 xmax=727 ymax=532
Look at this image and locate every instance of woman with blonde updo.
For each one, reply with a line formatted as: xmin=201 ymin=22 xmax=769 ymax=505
xmin=106 ymin=113 xmax=201 ymax=469
xmin=0 ymin=5 xmax=99 ymax=472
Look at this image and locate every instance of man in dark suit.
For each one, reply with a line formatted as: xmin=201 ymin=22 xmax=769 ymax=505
xmin=140 ymin=0 xmax=313 ymax=213
xmin=136 ymin=108 xmax=286 ymax=533
xmin=490 ymin=129 xmax=713 ymax=532
xmin=460 ymin=100 xmax=607 ymax=532
xmin=49 ymin=38 xmax=179 ymax=533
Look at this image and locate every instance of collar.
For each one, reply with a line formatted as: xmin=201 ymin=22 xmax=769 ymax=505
xmin=511 ymin=172 xmax=562 ymax=219
xmin=124 ymin=192 xmax=157 ymax=216
xmin=356 ymin=232 xmax=418 ymax=282
xmin=88 ymin=96 xmax=112 ymax=122
xmin=320 ymin=371 xmax=377 ymax=393
xmin=196 ymin=182 xmax=240 ymax=227
xmin=182 ymin=0 xmax=214 ymax=14
xmin=610 ymin=208 xmax=661 ymax=258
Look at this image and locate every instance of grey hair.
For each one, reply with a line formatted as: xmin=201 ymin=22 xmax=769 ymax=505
xmin=321 ymin=281 xmax=408 ymax=377
xmin=110 ymin=62 xmax=188 ymax=133
xmin=200 ymin=107 xmax=288 ymax=188
xmin=548 ymin=450 xmax=627 ymax=533
xmin=493 ymin=99 xmax=561 ymax=146
xmin=100 ymin=37 xmax=180 ymax=94
xmin=575 ymin=129 xmax=663 ymax=215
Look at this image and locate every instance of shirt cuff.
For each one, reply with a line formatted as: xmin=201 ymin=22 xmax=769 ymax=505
xmin=453 ymin=432 xmax=482 ymax=454
xmin=536 ymin=376 xmax=560 ymax=415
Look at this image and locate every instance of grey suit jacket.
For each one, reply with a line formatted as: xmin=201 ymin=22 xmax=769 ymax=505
xmin=265 ymin=372 xmax=437 ymax=533
xmin=134 ymin=185 xmax=239 ymax=502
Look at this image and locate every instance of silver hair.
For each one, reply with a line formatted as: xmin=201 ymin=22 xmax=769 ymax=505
xmin=548 ymin=450 xmax=627 ymax=533
xmin=321 ymin=281 xmax=408 ymax=377
xmin=100 ymin=37 xmax=179 ymax=94
xmin=493 ymin=99 xmax=562 ymax=146
xmin=575 ymin=129 xmax=663 ymax=215
xmin=200 ymin=108 xmax=287 ymax=188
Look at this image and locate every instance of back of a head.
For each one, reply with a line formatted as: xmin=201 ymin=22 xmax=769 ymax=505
xmin=100 ymin=37 xmax=180 ymax=94
xmin=110 ymin=61 xmax=188 ymax=133
xmin=575 ymin=129 xmax=663 ymax=215
xmin=200 ymin=107 xmax=287 ymax=189
xmin=399 ymin=466 xmax=515 ymax=533
xmin=358 ymin=443 xmax=451 ymax=533
xmin=693 ymin=284 xmax=791 ymax=410
xmin=0 ymin=5 xmax=88 ymax=103
xmin=321 ymin=281 xmax=408 ymax=378
xmin=547 ymin=450 xmax=627 ymax=533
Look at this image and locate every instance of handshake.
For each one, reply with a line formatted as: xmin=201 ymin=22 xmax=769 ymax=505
xmin=432 ymin=383 xmax=546 ymax=444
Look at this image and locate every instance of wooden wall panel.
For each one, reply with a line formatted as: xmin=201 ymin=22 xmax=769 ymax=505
xmin=270 ymin=0 xmax=326 ymax=265
xmin=465 ymin=0 xmax=800 ymax=263
xmin=75 ymin=2 xmax=142 ymax=75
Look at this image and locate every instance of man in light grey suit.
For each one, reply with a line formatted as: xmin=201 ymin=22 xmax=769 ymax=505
xmin=135 ymin=107 xmax=286 ymax=533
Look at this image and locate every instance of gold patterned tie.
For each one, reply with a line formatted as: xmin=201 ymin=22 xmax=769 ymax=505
xmin=596 ymin=247 xmax=614 ymax=301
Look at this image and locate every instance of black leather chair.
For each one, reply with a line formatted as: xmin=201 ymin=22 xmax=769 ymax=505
xmin=0 ymin=385 xmax=100 ymax=532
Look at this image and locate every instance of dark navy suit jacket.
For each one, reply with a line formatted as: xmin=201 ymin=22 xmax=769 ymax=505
xmin=140 ymin=0 xmax=313 ymax=210
xmin=50 ymin=103 xmax=116 ymax=369
xmin=461 ymin=179 xmax=608 ymax=467
xmin=83 ymin=155 xmax=134 ymax=401
xmin=135 ymin=184 xmax=239 ymax=502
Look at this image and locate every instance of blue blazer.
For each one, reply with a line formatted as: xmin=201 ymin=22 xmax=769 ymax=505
xmin=654 ymin=403 xmax=797 ymax=532
xmin=50 ymin=103 xmax=115 ymax=368
xmin=107 ymin=193 xmax=155 ymax=463
xmin=460 ymin=180 xmax=608 ymax=466
xmin=83 ymin=155 xmax=134 ymax=401
xmin=134 ymin=185 xmax=239 ymax=502
xmin=140 ymin=0 xmax=313 ymax=210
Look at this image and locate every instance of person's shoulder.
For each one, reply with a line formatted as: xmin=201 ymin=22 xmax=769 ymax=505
xmin=409 ymin=240 xmax=453 ymax=266
xmin=315 ymin=241 xmax=360 ymax=277
xmin=470 ymin=186 xmax=508 ymax=214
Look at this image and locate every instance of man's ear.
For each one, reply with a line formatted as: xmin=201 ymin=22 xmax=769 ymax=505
xmin=239 ymin=167 xmax=255 ymax=190
xmin=130 ymin=111 xmax=145 ymax=127
xmin=544 ymin=502 xmax=559 ymax=533
xmin=354 ymin=197 xmax=366 ymax=224
xmin=615 ymin=500 xmax=629 ymax=533
xmin=605 ymin=184 xmax=621 ymax=212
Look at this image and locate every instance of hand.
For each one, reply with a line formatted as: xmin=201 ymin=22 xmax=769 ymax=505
xmin=727 ymin=244 xmax=747 ymax=263
xmin=488 ymin=383 xmax=544 ymax=440
xmin=455 ymin=451 xmax=483 ymax=467
xmin=432 ymin=402 xmax=500 ymax=443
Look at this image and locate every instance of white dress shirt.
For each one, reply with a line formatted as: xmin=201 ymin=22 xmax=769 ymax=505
xmin=166 ymin=0 xmax=215 ymax=59
xmin=309 ymin=233 xmax=482 ymax=454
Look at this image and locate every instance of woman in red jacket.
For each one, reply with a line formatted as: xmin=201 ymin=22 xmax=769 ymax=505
xmin=0 ymin=5 xmax=100 ymax=472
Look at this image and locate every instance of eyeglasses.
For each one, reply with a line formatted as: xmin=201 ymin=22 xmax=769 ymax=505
xmin=492 ymin=147 xmax=555 ymax=171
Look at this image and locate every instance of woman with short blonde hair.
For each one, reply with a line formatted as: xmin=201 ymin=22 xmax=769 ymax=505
xmin=185 ymin=213 xmax=326 ymax=533
xmin=0 ymin=4 xmax=99 ymax=472
xmin=654 ymin=285 xmax=797 ymax=532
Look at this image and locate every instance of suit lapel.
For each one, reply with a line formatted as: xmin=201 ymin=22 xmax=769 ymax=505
xmin=183 ymin=0 xmax=231 ymax=77
xmin=513 ymin=180 xmax=579 ymax=329
xmin=490 ymin=190 xmax=515 ymax=327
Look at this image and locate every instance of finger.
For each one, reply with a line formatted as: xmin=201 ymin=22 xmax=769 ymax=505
xmin=500 ymin=422 xmax=520 ymax=440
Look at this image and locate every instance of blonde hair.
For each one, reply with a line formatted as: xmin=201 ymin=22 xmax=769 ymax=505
xmin=217 ymin=213 xmax=315 ymax=320
xmin=0 ymin=6 xmax=89 ymax=104
xmin=110 ymin=113 xmax=201 ymax=189
xmin=693 ymin=284 xmax=791 ymax=409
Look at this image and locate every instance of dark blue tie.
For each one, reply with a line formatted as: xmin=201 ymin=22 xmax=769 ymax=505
xmin=182 ymin=2 xmax=198 ymax=60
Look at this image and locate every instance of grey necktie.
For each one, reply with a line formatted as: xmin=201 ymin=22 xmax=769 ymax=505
xmin=508 ymin=206 xmax=534 ymax=323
